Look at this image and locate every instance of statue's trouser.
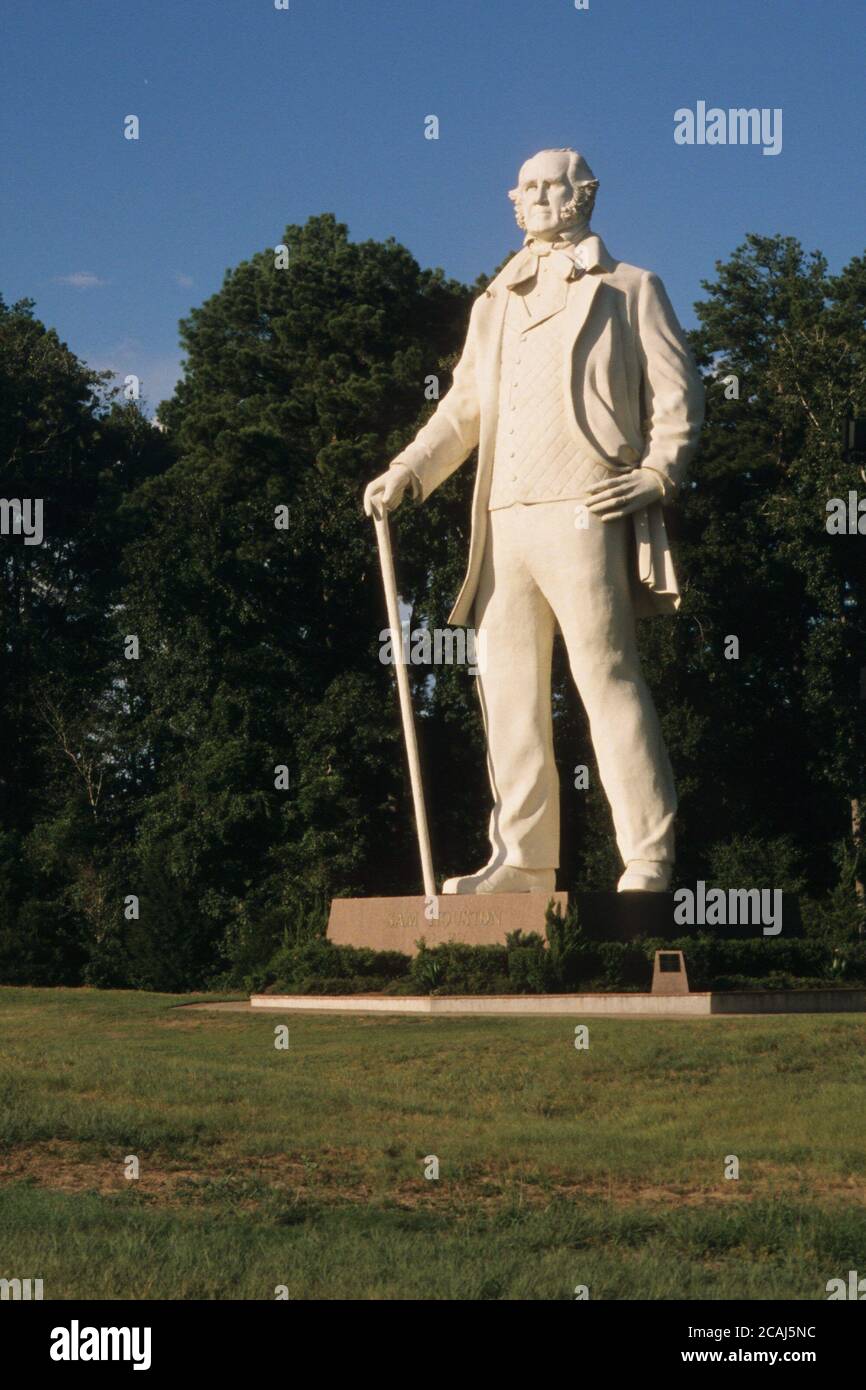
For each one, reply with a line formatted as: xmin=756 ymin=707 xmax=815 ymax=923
xmin=473 ymin=498 xmax=676 ymax=871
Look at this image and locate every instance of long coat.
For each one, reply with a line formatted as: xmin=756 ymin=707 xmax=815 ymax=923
xmin=391 ymin=233 xmax=705 ymax=625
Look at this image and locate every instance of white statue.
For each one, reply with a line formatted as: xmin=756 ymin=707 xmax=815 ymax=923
xmin=365 ymin=148 xmax=704 ymax=894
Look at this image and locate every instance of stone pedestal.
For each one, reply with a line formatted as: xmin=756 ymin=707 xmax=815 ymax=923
xmin=327 ymin=892 xmax=568 ymax=957
xmin=326 ymin=890 xmax=803 ymax=956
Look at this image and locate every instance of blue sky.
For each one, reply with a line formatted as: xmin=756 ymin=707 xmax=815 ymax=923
xmin=2 ymin=0 xmax=863 ymax=412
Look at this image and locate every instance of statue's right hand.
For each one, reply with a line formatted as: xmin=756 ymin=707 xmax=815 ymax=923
xmin=363 ymin=464 xmax=412 ymax=518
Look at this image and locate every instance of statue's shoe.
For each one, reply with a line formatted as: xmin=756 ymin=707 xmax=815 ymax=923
xmin=442 ymin=865 xmax=556 ymax=895
xmin=617 ymin=860 xmax=672 ymax=892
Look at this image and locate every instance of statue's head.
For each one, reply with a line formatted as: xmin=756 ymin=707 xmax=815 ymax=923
xmin=508 ymin=148 xmax=599 ymax=241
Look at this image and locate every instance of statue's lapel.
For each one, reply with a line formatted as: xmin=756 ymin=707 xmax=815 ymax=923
xmin=520 ymin=273 xmax=570 ymax=328
xmin=475 ymin=281 xmax=510 ymax=416
xmin=560 ymin=269 xmax=604 ymax=352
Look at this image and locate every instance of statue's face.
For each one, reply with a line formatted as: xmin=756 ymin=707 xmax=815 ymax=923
xmin=515 ymin=150 xmax=575 ymax=240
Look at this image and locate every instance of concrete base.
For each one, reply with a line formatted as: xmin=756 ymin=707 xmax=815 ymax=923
xmin=326 ymin=891 xmax=804 ymax=953
xmin=327 ymin=891 xmax=568 ymax=956
xmin=250 ymin=988 xmax=866 ymax=1017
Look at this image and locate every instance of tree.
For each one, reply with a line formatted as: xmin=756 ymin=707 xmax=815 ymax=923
xmin=0 ymin=296 xmax=171 ymax=982
xmin=116 ymin=215 xmax=478 ymax=981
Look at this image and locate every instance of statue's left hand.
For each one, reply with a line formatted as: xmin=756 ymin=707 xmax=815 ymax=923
xmin=585 ymin=468 xmax=664 ymax=520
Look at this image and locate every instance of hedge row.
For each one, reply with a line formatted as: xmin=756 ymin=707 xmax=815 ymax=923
xmin=255 ymin=912 xmax=866 ymax=996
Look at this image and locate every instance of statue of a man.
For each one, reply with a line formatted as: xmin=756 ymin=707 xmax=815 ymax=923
xmin=365 ymin=148 xmax=704 ymax=895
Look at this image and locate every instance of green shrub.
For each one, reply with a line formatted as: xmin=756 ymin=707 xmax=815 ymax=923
xmin=265 ymin=939 xmax=411 ymax=992
xmin=507 ymin=943 xmax=550 ymax=992
xmin=285 ymin=975 xmax=398 ymax=995
xmin=544 ymin=902 xmax=583 ymax=989
xmin=411 ymin=941 xmax=510 ymax=994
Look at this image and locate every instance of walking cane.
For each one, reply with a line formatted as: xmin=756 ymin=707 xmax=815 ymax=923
xmin=371 ymin=502 xmax=437 ymax=899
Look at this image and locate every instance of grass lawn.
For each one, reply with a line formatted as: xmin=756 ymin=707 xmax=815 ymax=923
xmin=1 ymin=986 xmax=865 ymax=1299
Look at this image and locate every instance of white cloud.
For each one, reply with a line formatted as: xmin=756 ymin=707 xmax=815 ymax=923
xmin=175 ymin=273 xmax=194 ymax=288
xmin=53 ymin=271 xmax=107 ymax=290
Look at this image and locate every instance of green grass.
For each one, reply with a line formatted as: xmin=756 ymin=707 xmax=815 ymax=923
xmin=1 ymin=987 xmax=865 ymax=1299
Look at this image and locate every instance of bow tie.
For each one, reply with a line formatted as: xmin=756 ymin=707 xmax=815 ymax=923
xmin=525 ymin=239 xmax=587 ymax=281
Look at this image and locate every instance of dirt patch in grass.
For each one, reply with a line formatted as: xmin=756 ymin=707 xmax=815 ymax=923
xmin=2 ymin=1141 xmax=865 ymax=1214
xmin=0 ymin=1142 xmax=207 ymax=1198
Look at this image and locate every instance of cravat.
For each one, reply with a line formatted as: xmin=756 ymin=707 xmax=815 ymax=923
xmin=525 ymin=239 xmax=586 ymax=281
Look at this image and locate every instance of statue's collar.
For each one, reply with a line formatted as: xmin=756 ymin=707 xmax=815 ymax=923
xmin=504 ymin=232 xmax=615 ymax=288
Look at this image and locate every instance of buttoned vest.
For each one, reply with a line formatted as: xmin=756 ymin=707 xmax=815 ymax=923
xmin=489 ymin=262 xmax=608 ymax=510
